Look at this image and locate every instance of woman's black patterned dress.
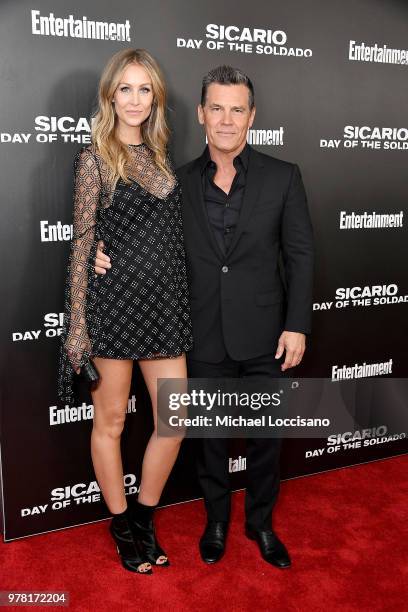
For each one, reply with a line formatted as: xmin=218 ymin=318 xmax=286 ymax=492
xmin=57 ymin=143 xmax=193 ymax=404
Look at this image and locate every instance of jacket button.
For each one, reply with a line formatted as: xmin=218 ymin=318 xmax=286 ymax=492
xmin=222 ymin=265 xmax=229 ymax=273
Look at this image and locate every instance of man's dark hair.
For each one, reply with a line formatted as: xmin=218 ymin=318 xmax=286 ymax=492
xmin=201 ymin=65 xmax=255 ymax=110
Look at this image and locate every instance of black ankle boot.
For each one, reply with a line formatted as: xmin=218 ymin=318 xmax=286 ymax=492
xmin=109 ymin=506 xmax=152 ymax=574
xmin=128 ymin=499 xmax=170 ymax=567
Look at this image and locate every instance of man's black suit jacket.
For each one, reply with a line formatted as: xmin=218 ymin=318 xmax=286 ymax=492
xmin=176 ymin=145 xmax=314 ymax=363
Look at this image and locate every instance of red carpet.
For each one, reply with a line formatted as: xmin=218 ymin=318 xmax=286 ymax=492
xmin=1 ymin=455 xmax=407 ymax=611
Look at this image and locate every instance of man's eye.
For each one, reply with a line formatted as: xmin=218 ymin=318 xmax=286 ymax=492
xmin=212 ymin=107 xmax=220 ymax=111
xmin=234 ymin=109 xmax=244 ymax=113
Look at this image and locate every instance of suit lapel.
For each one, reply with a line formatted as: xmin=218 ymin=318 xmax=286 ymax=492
xmin=226 ymin=147 xmax=265 ymax=257
xmin=186 ymin=159 xmax=224 ymax=260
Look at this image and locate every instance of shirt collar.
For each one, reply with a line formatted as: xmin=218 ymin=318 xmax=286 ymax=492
xmin=199 ymin=143 xmax=250 ymax=175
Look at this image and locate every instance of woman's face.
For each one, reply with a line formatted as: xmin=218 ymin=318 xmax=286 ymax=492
xmin=112 ymin=63 xmax=154 ymax=132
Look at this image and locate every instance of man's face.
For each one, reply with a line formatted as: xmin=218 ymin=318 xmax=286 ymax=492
xmin=198 ymin=83 xmax=256 ymax=154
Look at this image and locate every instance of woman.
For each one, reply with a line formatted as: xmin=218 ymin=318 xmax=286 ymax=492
xmin=57 ymin=48 xmax=193 ymax=574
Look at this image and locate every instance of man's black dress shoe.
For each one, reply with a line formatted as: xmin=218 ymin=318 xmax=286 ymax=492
xmin=199 ymin=521 xmax=228 ymax=563
xmin=245 ymin=527 xmax=291 ymax=568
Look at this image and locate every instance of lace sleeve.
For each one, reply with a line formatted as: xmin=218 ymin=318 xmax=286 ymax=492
xmin=63 ymin=147 xmax=102 ymax=372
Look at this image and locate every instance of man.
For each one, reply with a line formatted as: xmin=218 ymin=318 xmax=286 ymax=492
xmin=95 ymin=65 xmax=314 ymax=569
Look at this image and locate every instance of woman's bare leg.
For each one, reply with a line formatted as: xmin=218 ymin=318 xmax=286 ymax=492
xmin=138 ymin=354 xmax=187 ymax=505
xmin=137 ymin=354 xmax=187 ymax=563
xmin=90 ymin=357 xmax=133 ymax=513
xmin=90 ymin=357 xmax=151 ymax=573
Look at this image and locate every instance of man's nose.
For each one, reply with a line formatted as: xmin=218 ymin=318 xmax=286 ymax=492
xmin=221 ymin=111 xmax=233 ymax=124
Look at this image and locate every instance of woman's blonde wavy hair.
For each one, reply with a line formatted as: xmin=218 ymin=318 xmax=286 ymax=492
xmin=91 ymin=48 xmax=172 ymax=187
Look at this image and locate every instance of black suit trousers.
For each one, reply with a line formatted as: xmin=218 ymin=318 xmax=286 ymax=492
xmin=187 ymin=350 xmax=285 ymax=531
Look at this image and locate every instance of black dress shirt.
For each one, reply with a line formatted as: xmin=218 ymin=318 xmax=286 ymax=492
xmin=200 ymin=144 xmax=249 ymax=254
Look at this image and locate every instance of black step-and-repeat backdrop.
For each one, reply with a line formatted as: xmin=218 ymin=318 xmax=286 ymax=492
xmin=1 ymin=0 xmax=407 ymax=540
